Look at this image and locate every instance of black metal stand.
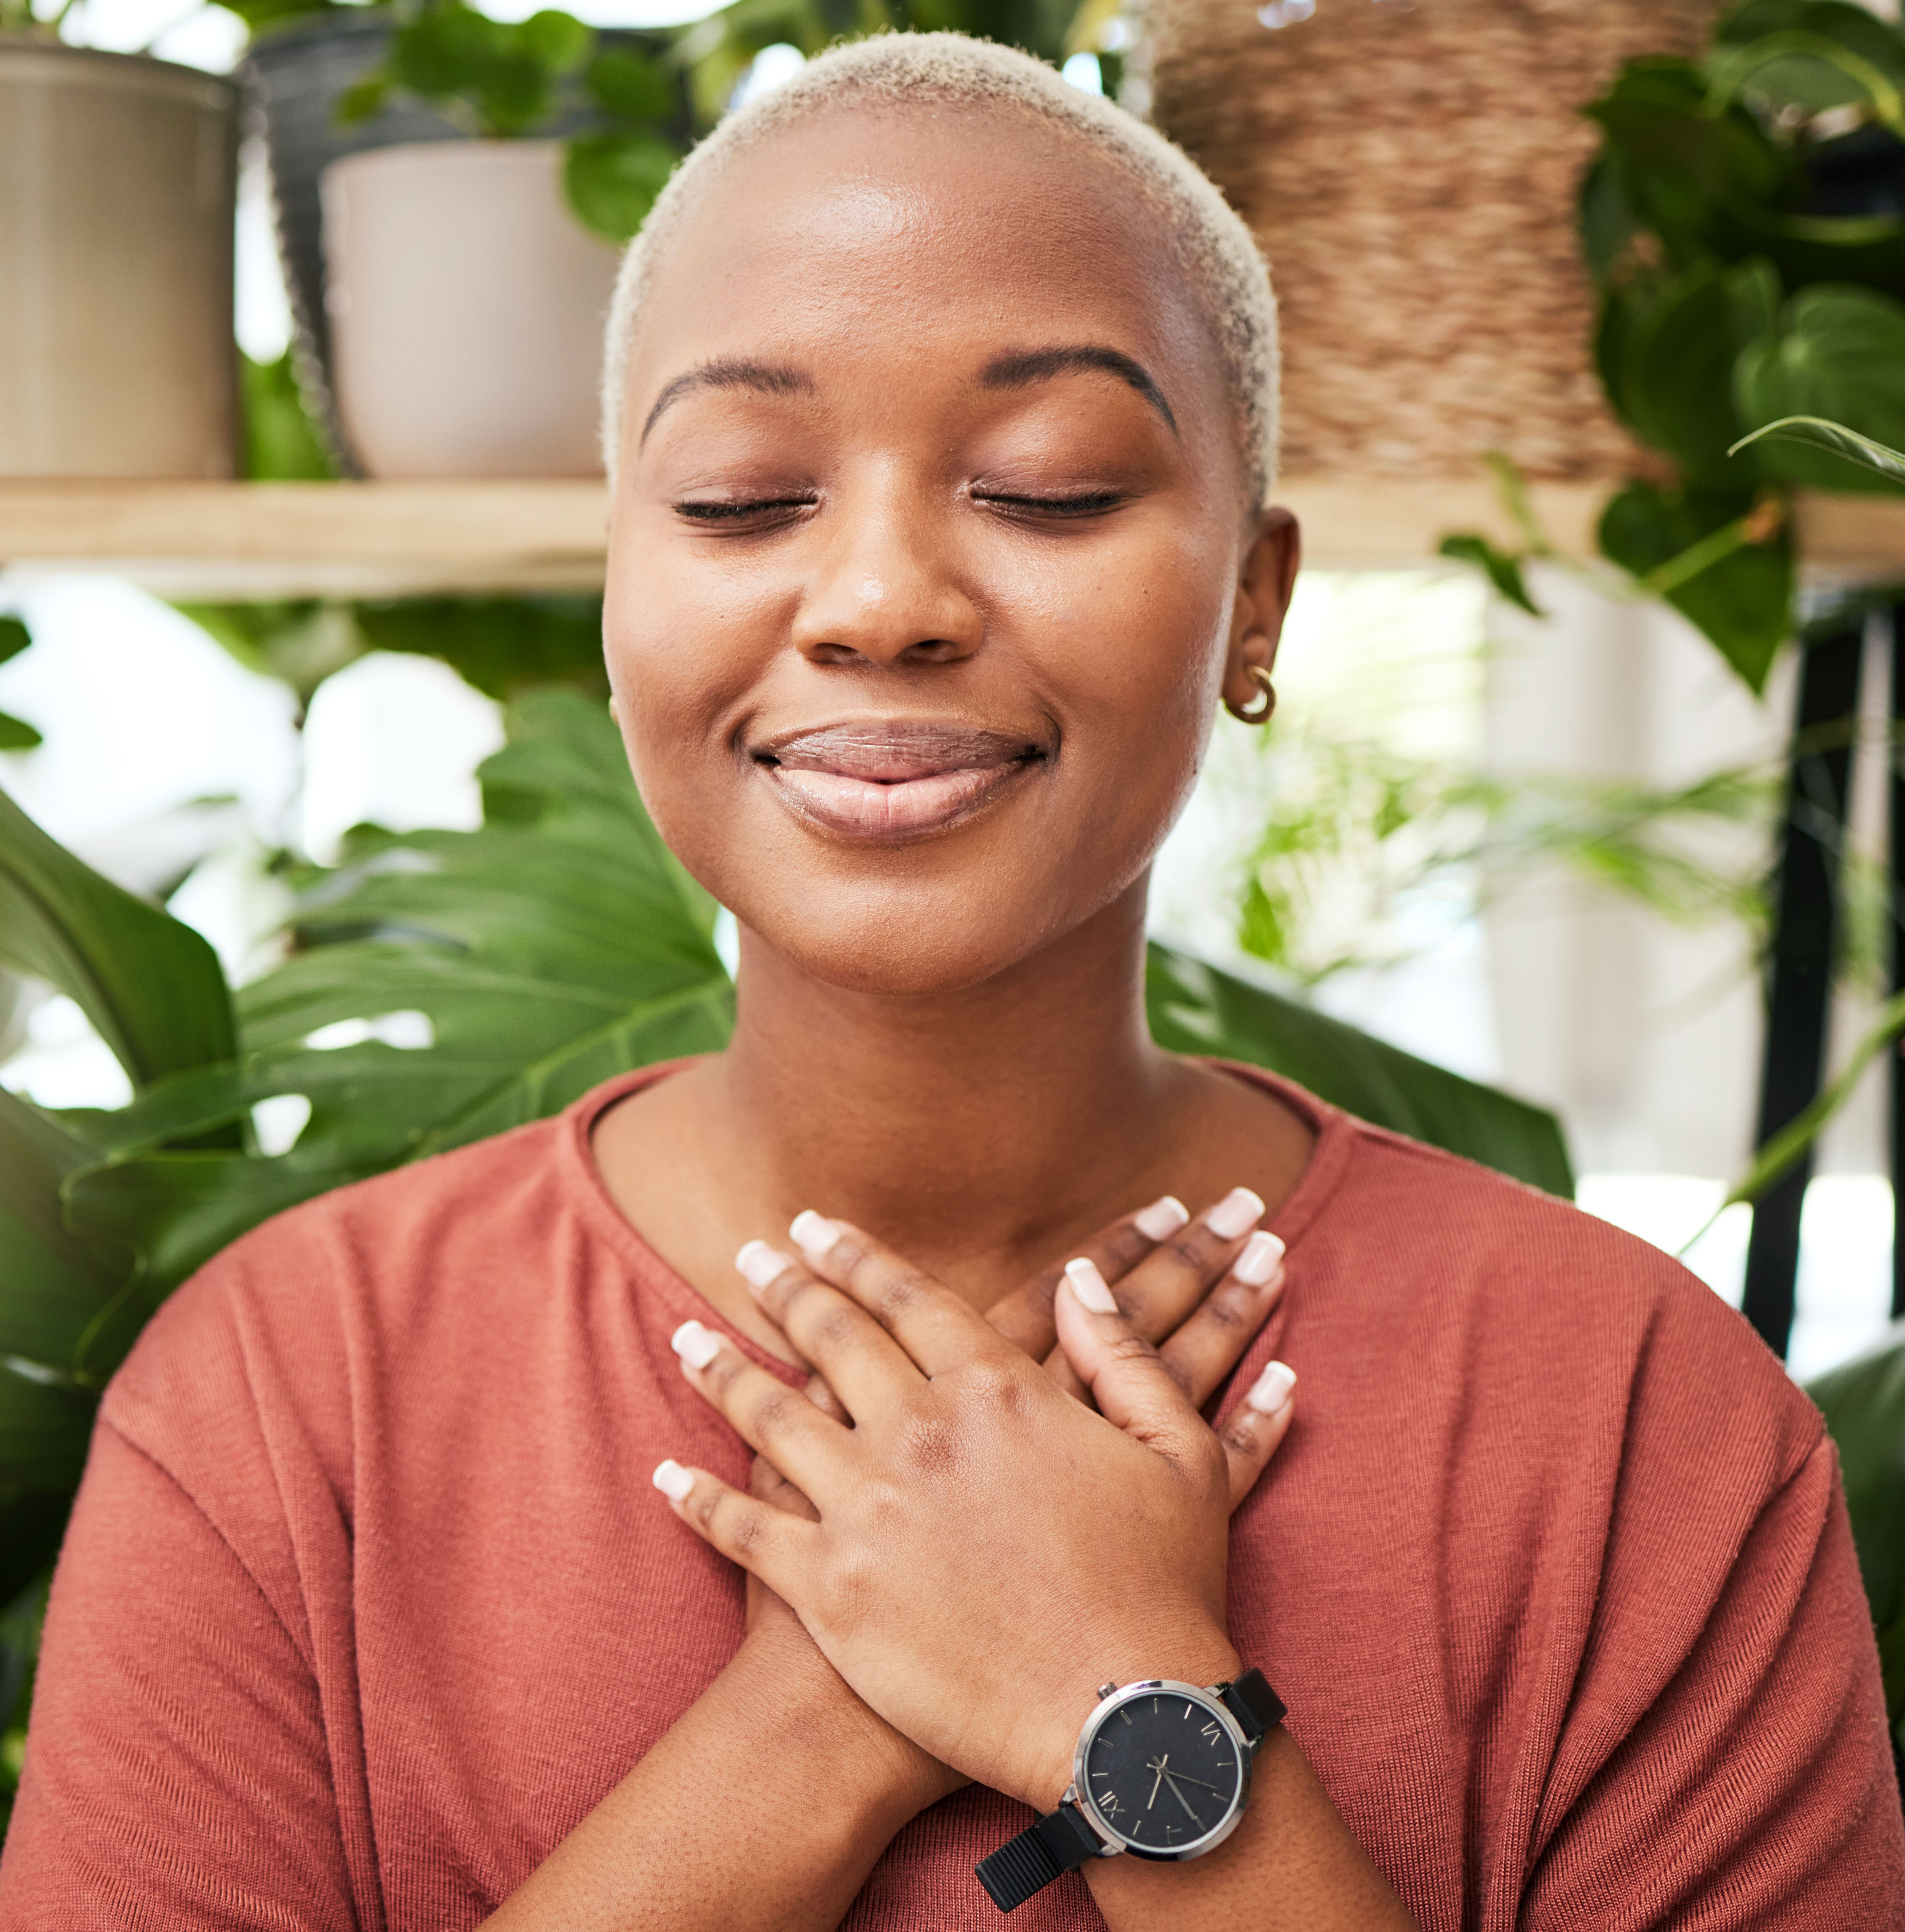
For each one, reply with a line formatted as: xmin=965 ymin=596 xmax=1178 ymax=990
xmin=1742 ymin=625 xmax=1865 ymax=1357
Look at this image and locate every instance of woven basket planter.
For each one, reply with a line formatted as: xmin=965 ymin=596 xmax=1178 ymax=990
xmin=1144 ymin=0 xmax=1718 ymax=482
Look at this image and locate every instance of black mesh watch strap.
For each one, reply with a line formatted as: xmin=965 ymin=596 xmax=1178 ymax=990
xmin=974 ymin=1802 xmax=1104 ymax=1913
xmin=1218 ymin=1666 xmax=1287 ymax=1744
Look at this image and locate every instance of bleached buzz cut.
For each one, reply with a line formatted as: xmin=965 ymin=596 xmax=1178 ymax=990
xmin=599 ymin=30 xmax=1280 ymax=505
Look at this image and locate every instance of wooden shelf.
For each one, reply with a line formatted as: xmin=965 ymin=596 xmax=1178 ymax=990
xmin=2 ymin=477 xmax=1901 ymax=600
xmin=0 ymin=481 xmax=611 ymax=599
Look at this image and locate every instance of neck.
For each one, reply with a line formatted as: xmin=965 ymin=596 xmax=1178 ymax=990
xmin=706 ymin=880 xmax=1189 ymax=1278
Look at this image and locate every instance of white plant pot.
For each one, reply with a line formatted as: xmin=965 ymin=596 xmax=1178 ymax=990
xmin=322 ymin=140 xmax=620 ymax=479
xmin=0 ymin=45 xmax=237 ymax=479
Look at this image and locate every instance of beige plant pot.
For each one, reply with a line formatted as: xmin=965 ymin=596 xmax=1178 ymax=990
xmin=322 ymin=140 xmax=620 ymax=479
xmin=0 ymin=45 xmax=237 ymax=479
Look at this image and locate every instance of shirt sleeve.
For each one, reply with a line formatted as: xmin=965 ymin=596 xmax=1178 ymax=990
xmin=0 ymin=1419 xmax=360 ymax=1932
xmin=1525 ymin=1433 xmax=1905 ymax=1931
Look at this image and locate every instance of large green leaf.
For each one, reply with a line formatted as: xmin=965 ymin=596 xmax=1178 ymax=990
xmin=1808 ymin=1323 xmax=1905 ymax=1749
xmin=0 ymin=1091 xmax=131 ymax=1376
xmin=1599 ymin=482 xmax=1793 ymax=693
xmin=1144 ymin=944 xmax=1574 ymax=1197
xmin=0 ymin=785 xmax=235 ymax=1088
xmin=1735 ymin=286 xmax=1905 ymax=493
xmin=1609 ymin=261 xmax=1771 ymax=479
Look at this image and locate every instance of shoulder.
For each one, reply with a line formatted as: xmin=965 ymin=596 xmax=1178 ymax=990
xmin=1296 ymin=1110 xmax=1824 ymax=1495
xmin=100 ymin=1105 xmax=586 ymax=1501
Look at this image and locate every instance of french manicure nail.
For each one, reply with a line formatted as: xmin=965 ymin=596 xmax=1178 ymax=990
xmin=652 ymin=1458 xmax=694 ymax=1501
xmin=1207 ymin=1186 xmax=1267 ymax=1241
xmin=1133 ymin=1194 xmax=1190 ymax=1241
xmin=670 ymin=1320 xmax=721 ymax=1370
xmin=1245 ymin=1360 xmax=1296 ymax=1415
xmin=789 ymin=1210 xmax=836 ymax=1257
xmin=735 ymin=1240 xmax=791 ymax=1290
xmin=1232 ymin=1230 xmax=1286 ymax=1287
xmin=1063 ymin=1256 xmax=1119 ymax=1314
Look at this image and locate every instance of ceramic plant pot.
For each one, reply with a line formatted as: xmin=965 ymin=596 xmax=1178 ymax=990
xmin=240 ymin=13 xmax=465 ymax=474
xmin=320 ymin=139 xmax=620 ymax=477
xmin=0 ymin=44 xmax=237 ymax=478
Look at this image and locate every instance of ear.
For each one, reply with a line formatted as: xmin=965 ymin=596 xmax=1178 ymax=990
xmin=1221 ymin=508 xmax=1300 ymax=717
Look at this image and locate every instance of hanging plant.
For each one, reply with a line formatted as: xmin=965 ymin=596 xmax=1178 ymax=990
xmin=1447 ymin=0 xmax=1905 ymax=694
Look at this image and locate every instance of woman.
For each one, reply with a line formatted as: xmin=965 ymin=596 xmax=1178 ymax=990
xmin=3 ymin=32 xmax=1900 ymax=1932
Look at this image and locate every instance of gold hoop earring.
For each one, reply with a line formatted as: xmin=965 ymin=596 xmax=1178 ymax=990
xmin=1226 ymin=664 xmax=1277 ymax=726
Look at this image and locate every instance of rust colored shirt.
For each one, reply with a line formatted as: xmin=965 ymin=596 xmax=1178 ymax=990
xmin=3 ymin=1067 xmax=1901 ymax=1929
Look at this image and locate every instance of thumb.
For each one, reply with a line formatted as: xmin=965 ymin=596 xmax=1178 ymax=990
xmin=1053 ymin=1257 xmax=1204 ymax=1458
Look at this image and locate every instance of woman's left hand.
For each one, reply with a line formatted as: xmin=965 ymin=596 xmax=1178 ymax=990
xmin=654 ymin=1214 xmax=1293 ymax=1812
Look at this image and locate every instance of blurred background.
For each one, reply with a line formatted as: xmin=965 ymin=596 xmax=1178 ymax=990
xmin=10 ymin=0 xmax=1905 ymax=1809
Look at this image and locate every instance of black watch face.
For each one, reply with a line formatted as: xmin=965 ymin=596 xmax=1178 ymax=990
xmin=1081 ymin=1688 xmax=1244 ymax=1854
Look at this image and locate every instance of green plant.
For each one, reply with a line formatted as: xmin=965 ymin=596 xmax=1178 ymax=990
xmin=177 ymin=592 xmax=610 ymax=716
xmin=0 ymin=0 xmax=68 ymax=37
xmin=1566 ymin=0 xmax=1905 ymax=691
xmin=1808 ymin=1324 xmax=1905 ymax=1759
xmin=337 ymin=1 xmax=684 ymax=242
xmin=673 ymin=0 xmax=1124 ymax=129
xmin=0 ymin=620 xmax=40 ymax=754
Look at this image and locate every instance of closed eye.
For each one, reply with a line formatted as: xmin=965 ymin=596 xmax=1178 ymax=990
xmin=974 ymin=490 xmax=1127 ymax=519
xmin=674 ymin=496 xmax=817 ymax=523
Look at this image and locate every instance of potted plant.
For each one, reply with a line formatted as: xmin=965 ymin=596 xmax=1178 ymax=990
xmin=0 ymin=3 xmax=238 ymax=477
xmin=292 ymin=1 xmax=683 ymax=477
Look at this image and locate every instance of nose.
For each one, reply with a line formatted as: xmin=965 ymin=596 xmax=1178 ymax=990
xmin=789 ymin=477 xmax=983 ymax=669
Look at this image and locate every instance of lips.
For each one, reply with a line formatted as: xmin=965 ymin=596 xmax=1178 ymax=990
xmin=751 ymin=720 xmax=1044 ymax=841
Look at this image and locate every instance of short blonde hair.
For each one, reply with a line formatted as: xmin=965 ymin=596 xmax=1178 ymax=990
xmin=599 ymin=30 xmax=1279 ymax=503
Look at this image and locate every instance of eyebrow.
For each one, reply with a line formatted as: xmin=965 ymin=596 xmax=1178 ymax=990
xmin=640 ymin=357 xmax=816 ymax=445
xmin=980 ymin=345 xmax=1178 ymax=436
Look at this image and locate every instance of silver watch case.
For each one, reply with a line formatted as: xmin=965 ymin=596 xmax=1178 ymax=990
xmin=1064 ymin=1678 xmax=1255 ymax=1863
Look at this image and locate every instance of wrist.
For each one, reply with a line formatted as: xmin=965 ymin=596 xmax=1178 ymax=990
xmin=733 ymin=1617 xmax=960 ymax=1827
xmin=1012 ymin=1624 xmax=1244 ymax=1813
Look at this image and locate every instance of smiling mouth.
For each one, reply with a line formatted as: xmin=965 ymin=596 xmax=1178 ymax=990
xmin=751 ymin=720 xmax=1047 ymax=842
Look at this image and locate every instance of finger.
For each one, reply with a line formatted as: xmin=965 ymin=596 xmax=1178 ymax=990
xmin=735 ymin=1241 xmax=917 ymax=1420
xmin=1051 ymin=1260 xmax=1209 ymax=1461
xmin=1156 ymin=1230 xmax=1287 ymax=1406
xmin=801 ymin=1369 xmax=851 ymax=1425
xmin=788 ymin=1212 xmax=1012 ymax=1377
xmin=1040 ymin=1186 xmax=1268 ymax=1399
xmin=651 ymin=1457 xmax=813 ymax=1592
xmin=669 ymin=1319 xmax=855 ymax=1496
xmin=984 ymin=1195 xmax=1188 ymax=1359
xmin=1215 ymin=1359 xmax=1297 ymax=1511
xmin=750 ymin=1450 xmax=820 ymax=1521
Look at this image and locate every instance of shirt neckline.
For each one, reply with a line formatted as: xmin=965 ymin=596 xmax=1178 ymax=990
xmin=556 ymin=1056 xmax=1359 ymax=1382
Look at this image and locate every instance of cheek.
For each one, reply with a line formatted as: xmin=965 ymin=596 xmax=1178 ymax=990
xmin=601 ymin=543 xmax=769 ymax=879
xmin=1041 ymin=528 xmax=1230 ymax=847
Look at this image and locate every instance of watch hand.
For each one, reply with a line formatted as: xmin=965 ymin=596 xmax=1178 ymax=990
xmin=1147 ymin=1756 xmax=1166 ymax=1811
xmin=1162 ymin=1771 xmax=1202 ymax=1824
xmin=1158 ymin=1769 xmax=1230 ymax=1794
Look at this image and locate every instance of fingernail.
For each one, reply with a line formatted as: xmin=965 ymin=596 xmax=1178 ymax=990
xmin=1245 ymin=1360 xmax=1296 ymax=1415
xmin=671 ymin=1319 xmax=721 ymax=1370
xmin=1063 ymin=1256 xmax=1119 ymax=1314
xmin=1133 ymin=1194 xmax=1190 ymax=1241
xmin=789 ymin=1210 xmax=836 ymax=1257
xmin=653 ymin=1458 xmax=694 ymax=1501
xmin=735 ymin=1240 xmax=791 ymax=1290
xmin=1207 ymin=1186 xmax=1266 ymax=1241
xmin=1233 ymin=1230 xmax=1286 ymax=1286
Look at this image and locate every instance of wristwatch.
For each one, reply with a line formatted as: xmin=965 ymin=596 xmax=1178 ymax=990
xmin=974 ymin=1669 xmax=1286 ymax=1914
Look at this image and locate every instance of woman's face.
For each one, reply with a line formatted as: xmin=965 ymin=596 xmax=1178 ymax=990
xmin=604 ymin=105 xmax=1296 ymax=996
